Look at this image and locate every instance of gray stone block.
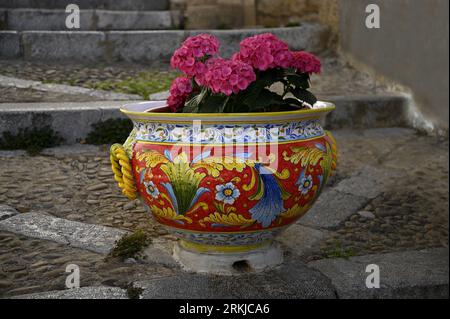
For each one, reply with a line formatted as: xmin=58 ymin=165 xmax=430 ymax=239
xmin=11 ymin=286 xmax=128 ymax=299
xmin=0 ymin=205 xmax=18 ymax=221
xmin=21 ymin=31 xmax=106 ymax=61
xmin=7 ymin=9 xmax=94 ymax=31
xmin=137 ymin=254 xmax=336 ymax=299
xmin=0 ymin=212 xmax=129 ymax=254
xmin=106 ymin=30 xmax=185 ymax=64
xmin=0 ymin=31 xmax=21 ymax=58
xmin=188 ymin=23 xmax=330 ymax=58
xmin=309 ymin=248 xmax=449 ymax=299
xmin=95 ymin=10 xmax=173 ymax=30
xmin=334 ymin=166 xmax=400 ymax=199
xmin=278 ymin=224 xmax=330 ymax=256
xmin=300 ymin=189 xmax=368 ymax=229
xmin=0 ymin=101 xmax=137 ymax=144
xmin=324 ymin=95 xmax=410 ymax=129
xmin=0 ymin=0 xmax=169 ymax=11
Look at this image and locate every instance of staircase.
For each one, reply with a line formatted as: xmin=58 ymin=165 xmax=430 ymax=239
xmin=0 ymin=0 xmax=179 ymax=31
xmin=0 ymin=0 xmax=330 ymax=63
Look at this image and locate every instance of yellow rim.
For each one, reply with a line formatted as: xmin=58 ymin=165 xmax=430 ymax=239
xmin=180 ymin=240 xmax=271 ymax=253
xmin=120 ymin=103 xmax=335 ymax=119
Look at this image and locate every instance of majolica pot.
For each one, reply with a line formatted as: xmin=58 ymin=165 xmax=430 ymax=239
xmin=110 ymin=101 xmax=337 ymax=257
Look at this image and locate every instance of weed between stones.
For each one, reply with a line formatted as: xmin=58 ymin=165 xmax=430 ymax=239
xmin=0 ymin=126 xmax=64 ymax=155
xmin=85 ymin=118 xmax=133 ymax=145
xmin=108 ymin=231 xmax=151 ymax=261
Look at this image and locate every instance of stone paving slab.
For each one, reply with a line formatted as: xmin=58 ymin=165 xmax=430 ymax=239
xmin=0 ymin=212 xmax=129 ymax=254
xmin=308 ymin=248 xmax=449 ymax=299
xmin=136 ymin=254 xmax=337 ymax=299
xmin=0 ymin=204 xmax=18 ymax=221
xmin=300 ymin=166 xmax=400 ymax=229
xmin=11 ymin=286 xmax=128 ymax=299
xmin=278 ymin=224 xmax=330 ymax=256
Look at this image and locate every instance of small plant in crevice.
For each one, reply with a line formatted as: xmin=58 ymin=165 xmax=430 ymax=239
xmin=123 ymin=283 xmax=144 ymax=299
xmin=85 ymin=118 xmax=133 ymax=145
xmin=0 ymin=126 xmax=64 ymax=155
xmin=322 ymin=241 xmax=356 ymax=259
xmin=108 ymin=230 xmax=151 ymax=261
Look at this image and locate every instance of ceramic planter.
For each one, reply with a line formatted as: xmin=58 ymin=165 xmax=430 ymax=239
xmin=110 ymin=101 xmax=337 ymax=270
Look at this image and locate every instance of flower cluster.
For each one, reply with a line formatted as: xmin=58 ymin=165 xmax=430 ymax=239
xmin=233 ymin=33 xmax=293 ymax=71
xmin=203 ymin=58 xmax=256 ymax=96
xmin=170 ymin=34 xmax=220 ymax=77
xmin=167 ymin=76 xmax=192 ymax=112
xmin=290 ymin=51 xmax=322 ymax=74
xmin=167 ymin=32 xmax=322 ymax=113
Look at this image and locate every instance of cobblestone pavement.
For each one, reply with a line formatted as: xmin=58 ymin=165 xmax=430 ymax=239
xmin=0 ymin=128 xmax=448 ymax=296
xmin=315 ymin=129 xmax=449 ymax=260
xmin=0 ymin=57 xmax=391 ymax=103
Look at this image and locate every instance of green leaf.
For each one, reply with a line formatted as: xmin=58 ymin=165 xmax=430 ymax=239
xmin=291 ymin=88 xmax=318 ymax=107
xmin=286 ymin=73 xmax=310 ymax=89
xmin=246 ymin=89 xmax=285 ymax=112
xmin=283 ymin=97 xmax=303 ymax=107
xmin=198 ymin=94 xmax=228 ymax=113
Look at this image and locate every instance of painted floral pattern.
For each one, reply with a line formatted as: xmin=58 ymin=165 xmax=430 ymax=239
xmin=132 ymin=130 xmax=337 ymax=242
xmin=215 ymin=182 xmax=240 ymax=205
xmin=134 ymin=120 xmax=324 ymax=144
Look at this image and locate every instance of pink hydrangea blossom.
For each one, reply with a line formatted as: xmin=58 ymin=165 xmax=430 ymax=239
xmin=183 ymin=34 xmax=220 ymax=58
xmin=167 ymin=77 xmax=193 ymax=112
xmin=170 ymin=34 xmax=220 ymax=77
xmin=204 ymin=58 xmax=256 ymax=96
xmin=290 ymin=51 xmax=321 ymax=74
xmin=234 ymin=33 xmax=293 ymax=71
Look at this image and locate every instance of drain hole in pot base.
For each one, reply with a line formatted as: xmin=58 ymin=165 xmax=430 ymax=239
xmin=232 ymin=260 xmax=252 ymax=273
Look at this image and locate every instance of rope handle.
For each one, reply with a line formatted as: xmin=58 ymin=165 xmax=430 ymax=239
xmin=110 ymin=143 xmax=137 ymax=200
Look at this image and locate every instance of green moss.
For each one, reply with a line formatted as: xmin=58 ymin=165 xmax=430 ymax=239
xmin=0 ymin=126 xmax=64 ymax=155
xmin=85 ymin=118 xmax=133 ymax=145
xmin=87 ymin=71 xmax=178 ymax=99
xmin=109 ymin=230 xmax=151 ymax=261
xmin=323 ymin=242 xmax=356 ymax=259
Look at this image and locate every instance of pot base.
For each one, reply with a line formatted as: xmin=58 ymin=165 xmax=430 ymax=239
xmin=173 ymin=241 xmax=283 ymax=275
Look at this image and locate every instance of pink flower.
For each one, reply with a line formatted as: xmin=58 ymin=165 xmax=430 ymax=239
xmin=167 ymin=77 xmax=193 ymax=112
xmin=182 ymin=34 xmax=220 ymax=58
xmin=170 ymin=34 xmax=220 ymax=77
xmin=203 ymin=58 xmax=256 ymax=96
xmin=290 ymin=51 xmax=321 ymax=74
xmin=235 ymin=33 xmax=293 ymax=71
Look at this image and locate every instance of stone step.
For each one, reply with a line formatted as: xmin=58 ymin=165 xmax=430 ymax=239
xmin=0 ymin=94 xmax=410 ymax=144
xmin=11 ymin=286 xmax=129 ymax=299
xmin=0 ymin=23 xmax=329 ymax=62
xmin=0 ymin=212 xmax=129 ymax=254
xmin=308 ymin=248 xmax=449 ymax=299
xmin=0 ymin=8 xmax=180 ymax=31
xmin=0 ymin=0 xmax=169 ymax=11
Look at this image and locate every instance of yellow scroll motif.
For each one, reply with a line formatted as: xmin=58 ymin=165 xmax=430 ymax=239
xmin=150 ymin=205 xmax=193 ymax=224
xmin=199 ymin=212 xmax=255 ymax=228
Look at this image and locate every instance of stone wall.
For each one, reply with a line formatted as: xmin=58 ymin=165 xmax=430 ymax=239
xmin=171 ymin=0 xmax=325 ymax=29
xmin=338 ymin=0 xmax=449 ymax=134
